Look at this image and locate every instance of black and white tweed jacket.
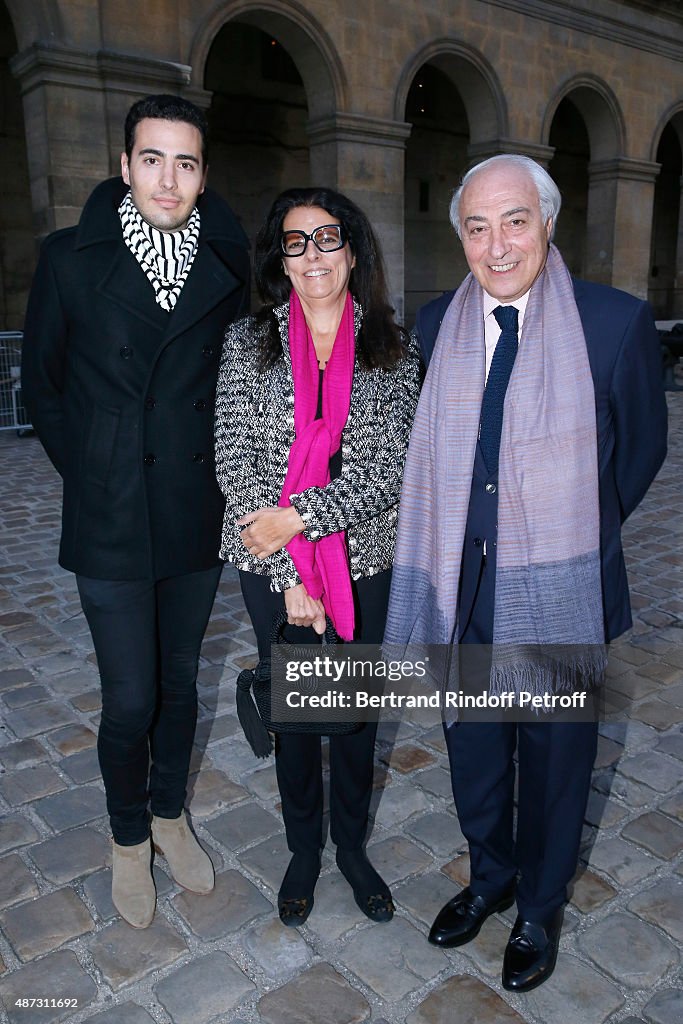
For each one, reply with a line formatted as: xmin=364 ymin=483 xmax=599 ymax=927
xmin=214 ymin=301 xmax=421 ymax=591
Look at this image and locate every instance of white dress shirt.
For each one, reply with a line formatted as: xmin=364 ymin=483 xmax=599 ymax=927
xmin=483 ymin=290 xmax=530 ymax=383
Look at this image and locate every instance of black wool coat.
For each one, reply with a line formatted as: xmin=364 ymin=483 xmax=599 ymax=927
xmin=21 ymin=177 xmax=250 ymax=580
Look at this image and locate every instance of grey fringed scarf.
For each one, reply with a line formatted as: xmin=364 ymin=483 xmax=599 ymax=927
xmin=384 ymin=244 xmax=607 ymax=698
xmin=119 ymin=191 xmax=200 ymax=311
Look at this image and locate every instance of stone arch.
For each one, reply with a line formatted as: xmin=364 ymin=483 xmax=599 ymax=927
xmin=190 ymin=1 xmax=347 ymax=308
xmin=188 ymin=0 xmax=346 ymax=121
xmin=394 ymin=38 xmax=507 ymax=144
xmin=543 ymin=76 xmax=627 ymax=283
xmin=542 ymin=74 xmax=625 ymax=160
xmin=650 ymin=101 xmax=683 ymax=160
xmin=395 ymin=39 xmax=507 ymax=323
xmin=3 ymin=0 xmax=62 ymax=50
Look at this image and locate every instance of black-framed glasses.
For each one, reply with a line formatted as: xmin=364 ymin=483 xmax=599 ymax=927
xmin=281 ymin=224 xmax=346 ymax=257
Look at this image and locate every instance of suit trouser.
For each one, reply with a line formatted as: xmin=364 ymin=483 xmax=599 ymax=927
xmin=77 ymin=565 xmax=222 ymax=845
xmin=445 ymin=716 xmax=597 ymax=922
xmin=239 ymin=569 xmax=391 ymax=854
xmin=448 ymin=548 xmax=598 ymax=923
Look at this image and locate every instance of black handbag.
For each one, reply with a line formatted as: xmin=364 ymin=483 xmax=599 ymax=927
xmin=235 ymin=609 xmax=360 ymax=758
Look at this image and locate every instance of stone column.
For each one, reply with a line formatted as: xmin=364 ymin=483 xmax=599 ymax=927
xmin=306 ymin=113 xmax=412 ymax=321
xmin=673 ymin=175 xmax=683 ymax=318
xmin=11 ymin=44 xmax=191 ymax=240
xmin=586 ymin=158 xmax=660 ymax=297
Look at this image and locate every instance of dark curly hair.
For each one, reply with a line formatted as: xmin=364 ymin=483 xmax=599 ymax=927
xmin=254 ymin=187 xmax=408 ymax=370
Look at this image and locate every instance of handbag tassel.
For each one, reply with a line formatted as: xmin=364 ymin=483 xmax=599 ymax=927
xmin=236 ymin=666 xmax=273 ymax=758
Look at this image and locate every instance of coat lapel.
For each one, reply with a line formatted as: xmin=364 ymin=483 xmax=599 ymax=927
xmin=164 ymin=242 xmax=244 ymax=343
xmin=97 ymin=247 xmax=169 ymax=332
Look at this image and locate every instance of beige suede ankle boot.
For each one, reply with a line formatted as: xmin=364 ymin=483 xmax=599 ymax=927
xmin=151 ymin=813 xmax=214 ymax=894
xmin=111 ymin=838 xmax=156 ymax=928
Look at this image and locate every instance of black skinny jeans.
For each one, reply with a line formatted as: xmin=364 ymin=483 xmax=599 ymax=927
xmin=77 ymin=566 xmax=222 ymax=845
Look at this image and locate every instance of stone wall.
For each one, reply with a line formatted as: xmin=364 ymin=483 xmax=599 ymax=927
xmin=2 ymin=0 xmax=682 ymax=327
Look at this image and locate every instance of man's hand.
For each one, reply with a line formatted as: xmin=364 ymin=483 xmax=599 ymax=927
xmin=284 ymin=584 xmax=326 ymax=634
xmin=237 ymin=505 xmax=305 ymax=558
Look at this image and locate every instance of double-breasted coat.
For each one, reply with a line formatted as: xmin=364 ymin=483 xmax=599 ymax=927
xmin=21 ymin=176 xmax=250 ymax=580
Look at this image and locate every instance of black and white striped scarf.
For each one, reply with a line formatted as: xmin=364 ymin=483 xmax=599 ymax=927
xmin=118 ymin=191 xmax=200 ymax=311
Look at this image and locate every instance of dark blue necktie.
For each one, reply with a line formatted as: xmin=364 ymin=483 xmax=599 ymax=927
xmin=479 ymin=305 xmax=519 ymax=475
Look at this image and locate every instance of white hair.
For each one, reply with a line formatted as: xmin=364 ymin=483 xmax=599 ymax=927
xmin=450 ymin=154 xmax=561 ymax=240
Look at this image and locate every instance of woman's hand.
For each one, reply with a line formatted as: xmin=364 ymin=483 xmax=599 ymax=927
xmin=238 ymin=505 xmax=305 ymax=558
xmin=284 ymin=583 xmax=326 ymax=634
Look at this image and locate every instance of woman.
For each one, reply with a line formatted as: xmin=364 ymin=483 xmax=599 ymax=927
xmin=215 ymin=187 xmax=420 ymax=927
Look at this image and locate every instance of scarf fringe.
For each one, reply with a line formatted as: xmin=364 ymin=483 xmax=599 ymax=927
xmin=488 ymin=645 xmax=607 ymax=701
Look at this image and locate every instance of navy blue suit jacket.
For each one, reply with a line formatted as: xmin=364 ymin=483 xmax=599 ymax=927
xmin=415 ymin=279 xmax=668 ymax=642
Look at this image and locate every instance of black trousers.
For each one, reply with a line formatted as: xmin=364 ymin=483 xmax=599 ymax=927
xmin=239 ymin=569 xmax=391 ymax=854
xmin=77 ymin=565 xmax=222 ymax=845
xmin=447 ymin=551 xmax=599 ymax=923
xmin=445 ymin=717 xmax=597 ymax=922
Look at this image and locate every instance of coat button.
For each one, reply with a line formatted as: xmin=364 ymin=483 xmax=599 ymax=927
xmin=145 ymin=397 xmax=156 ymax=410
xmin=144 ymin=453 xmax=156 ymax=466
xmin=485 ymin=483 xmax=497 ymax=494
xmin=120 ymin=346 xmax=133 ymax=359
xmin=473 ymin=537 xmax=483 ymax=547
xmin=193 ymin=453 xmax=205 ymax=464
xmin=194 ymin=399 xmax=206 ymax=411
xmin=202 ymin=345 xmax=214 ymax=358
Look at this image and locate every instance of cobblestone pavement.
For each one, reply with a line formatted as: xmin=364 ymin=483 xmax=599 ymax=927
xmin=0 ymin=394 xmax=681 ymax=1024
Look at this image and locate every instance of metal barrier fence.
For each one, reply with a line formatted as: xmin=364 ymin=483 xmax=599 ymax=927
xmin=0 ymin=332 xmax=32 ymax=434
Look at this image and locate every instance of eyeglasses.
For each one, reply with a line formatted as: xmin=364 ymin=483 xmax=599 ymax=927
xmin=281 ymin=224 xmax=346 ymax=257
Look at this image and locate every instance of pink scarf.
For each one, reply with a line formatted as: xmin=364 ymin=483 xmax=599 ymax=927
xmin=278 ymin=290 xmax=356 ymax=639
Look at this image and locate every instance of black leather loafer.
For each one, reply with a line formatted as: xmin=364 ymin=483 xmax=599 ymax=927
xmin=428 ymin=885 xmax=515 ymax=947
xmin=502 ymin=909 xmax=563 ymax=991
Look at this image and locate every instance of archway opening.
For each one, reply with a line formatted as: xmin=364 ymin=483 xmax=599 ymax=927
xmin=548 ymin=98 xmax=590 ymax=276
xmin=0 ymin=1 xmax=33 ymax=329
xmin=403 ymin=63 xmax=470 ymax=326
xmin=204 ymin=20 xmax=310 ymax=300
xmin=649 ymin=120 xmax=682 ymax=318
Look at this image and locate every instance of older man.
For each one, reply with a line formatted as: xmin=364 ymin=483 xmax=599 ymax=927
xmin=385 ymin=155 xmax=666 ymax=990
xmin=22 ymin=95 xmax=249 ymax=928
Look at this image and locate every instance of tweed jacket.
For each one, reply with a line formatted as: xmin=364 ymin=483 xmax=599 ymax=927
xmin=215 ymin=301 xmax=421 ymax=591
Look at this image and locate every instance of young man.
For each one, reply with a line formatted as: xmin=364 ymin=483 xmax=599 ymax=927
xmin=386 ymin=154 xmax=667 ymax=990
xmin=22 ymin=94 xmax=250 ymax=928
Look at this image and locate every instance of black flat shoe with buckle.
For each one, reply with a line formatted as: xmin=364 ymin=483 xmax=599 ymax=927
xmin=336 ymin=848 xmax=394 ymax=923
xmin=278 ymin=895 xmax=314 ymax=927
xmin=277 ymin=851 xmax=321 ymax=928
xmin=355 ymin=891 xmax=395 ymax=922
